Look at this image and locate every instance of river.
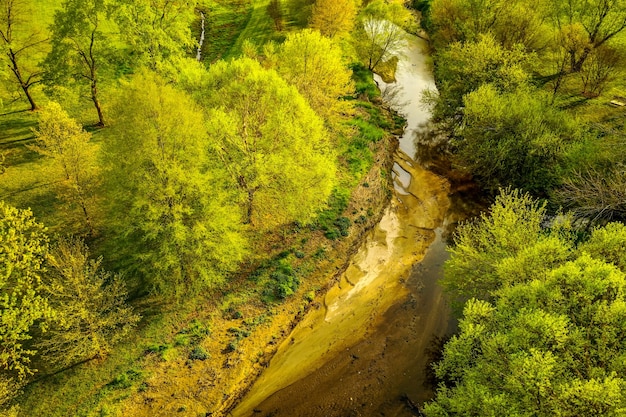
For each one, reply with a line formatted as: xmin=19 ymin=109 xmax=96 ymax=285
xmin=229 ymin=32 xmax=469 ymax=417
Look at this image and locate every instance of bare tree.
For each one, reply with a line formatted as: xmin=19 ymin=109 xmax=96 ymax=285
xmin=556 ymin=165 xmax=626 ymax=224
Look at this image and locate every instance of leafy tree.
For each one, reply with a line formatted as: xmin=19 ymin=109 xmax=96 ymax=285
xmin=36 ymin=238 xmax=139 ymax=368
xmin=351 ymin=0 xmax=418 ymax=72
xmin=0 ymin=201 xmax=51 ymax=379
xmin=309 ymin=0 xmax=358 ymax=37
xmin=112 ymin=0 xmax=196 ymax=72
xmin=454 ymin=84 xmax=579 ymax=194
xmin=427 ymin=191 xmax=626 ymax=416
xmin=433 ymin=34 xmax=535 ymax=116
xmin=103 ymin=71 xmax=247 ymax=294
xmin=0 ymin=0 xmax=46 ymax=110
xmin=548 ymin=0 xmax=626 ymax=72
xmin=578 ymin=222 xmax=626 ymax=271
xmin=32 ymin=102 xmax=99 ymax=235
xmin=267 ymin=0 xmax=284 ymax=32
xmin=442 ymin=189 xmax=557 ymax=301
xmin=200 ymin=58 xmax=336 ymax=229
xmin=44 ymin=0 xmax=115 ymax=126
xmin=274 ymin=29 xmax=353 ymax=125
xmin=429 ymin=0 xmax=550 ymax=50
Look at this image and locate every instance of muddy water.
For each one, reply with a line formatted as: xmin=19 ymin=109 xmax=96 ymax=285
xmin=230 ymin=33 xmax=460 ymax=417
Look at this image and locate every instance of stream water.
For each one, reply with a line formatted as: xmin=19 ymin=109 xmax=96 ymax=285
xmin=230 ymin=33 xmax=467 ymax=417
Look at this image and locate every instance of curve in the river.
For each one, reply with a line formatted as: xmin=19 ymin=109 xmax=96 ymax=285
xmin=229 ymin=33 xmax=461 ymax=417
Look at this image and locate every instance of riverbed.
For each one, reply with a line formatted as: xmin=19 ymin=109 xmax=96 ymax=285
xmin=229 ymin=33 xmax=466 ymax=417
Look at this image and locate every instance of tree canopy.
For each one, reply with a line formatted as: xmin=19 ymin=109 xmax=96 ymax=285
xmin=200 ymin=58 xmax=337 ymax=230
xmin=104 ymin=71 xmax=248 ymax=294
xmin=427 ymin=190 xmax=626 ymax=416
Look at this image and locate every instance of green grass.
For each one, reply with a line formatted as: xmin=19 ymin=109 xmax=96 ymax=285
xmin=197 ymin=0 xmax=253 ymax=62
xmin=229 ymin=0 xmax=280 ymax=57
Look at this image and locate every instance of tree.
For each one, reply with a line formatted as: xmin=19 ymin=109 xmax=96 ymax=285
xmin=356 ymin=17 xmax=406 ymax=71
xmin=556 ymin=165 xmax=626 ymax=224
xmin=426 ymin=191 xmax=626 ymax=416
xmin=200 ymin=58 xmax=336 ymax=229
xmin=104 ymin=71 xmax=247 ymax=295
xmin=0 ymin=201 xmax=51 ymax=379
xmin=112 ymin=0 xmax=196 ymax=72
xmin=433 ymin=34 xmax=535 ymax=116
xmin=44 ymin=0 xmax=114 ymax=126
xmin=275 ymin=29 xmax=353 ymax=125
xmin=267 ymin=0 xmax=284 ymax=32
xmin=549 ymin=0 xmax=626 ymax=72
xmin=454 ymin=84 xmax=579 ymax=194
xmin=36 ymin=238 xmax=139 ymax=368
xmin=429 ymin=0 xmax=550 ymax=51
xmin=442 ymin=189 xmax=562 ymax=301
xmin=579 ymin=43 xmax=624 ymax=96
xmin=0 ymin=0 xmax=46 ymax=110
xmin=31 ymin=102 xmax=99 ymax=235
xmin=309 ymin=0 xmax=358 ymax=37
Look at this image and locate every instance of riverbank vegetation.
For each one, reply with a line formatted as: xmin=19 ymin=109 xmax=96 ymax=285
xmin=0 ymin=0 xmax=411 ymax=415
xmin=416 ymin=0 xmax=626 ymax=413
xmin=416 ymin=0 xmax=626 ymax=224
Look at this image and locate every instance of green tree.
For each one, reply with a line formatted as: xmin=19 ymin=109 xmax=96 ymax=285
xmin=112 ymin=0 xmax=196 ymax=72
xmin=427 ymin=191 xmax=626 ymax=416
xmin=0 ymin=201 xmax=51 ymax=378
xmin=430 ymin=0 xmax=550 ymax=50
xmin=355 ymin=17 xmax=406 ymax=71
xmin=455 ymin=84 xmax=579 ymax=194
xmin=549 ymin=0 xmax=626 ymax=72
xmin=442 ymin=189 xmax=561 ymax=301
xmin=433 ymin=34 xmax=535 ymax=116
xmin=200 ymin=58 xmax=336 ymax=229
xmin=32 ymin=102 xmax=99 ymax=235
xmin=274 ymin=29 xmax=354 ymax=125
xmin=36 ymin=238 xmax=139 ymax=368
xmin=0 ymin=0 xmax=46 ymax=110
xmin=104 ymin=71 xmax=247 ymax=295
xmin=267 ymin=0 xmax=284 ymax=32
xmin=44 ymin=0 xmax=115 ymax=126
xmin=309 ymin=0 xmax=358 ymax=37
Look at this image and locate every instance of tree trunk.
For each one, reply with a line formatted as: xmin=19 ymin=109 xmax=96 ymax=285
xmin=91 ymin=80 xmax=105 ymax=127
xmin=22 ymin=84 xmax=38 ymax=111
xmin=7 ymin=48 xmax=38 ymax=111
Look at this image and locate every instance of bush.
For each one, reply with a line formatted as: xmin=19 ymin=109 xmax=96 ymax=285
xmin=188 ymin=346 xmax=209 ymax=361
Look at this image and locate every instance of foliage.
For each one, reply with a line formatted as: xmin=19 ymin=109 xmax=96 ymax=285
xmin=201 ymin=58 xmax=336 ymax=229
xmin=44 ymin=0 xmax=115 ymax=126
xmin=31 ymin=102 xmax=99 ymax=234
xmin=310 ymin=0 xmax=358 ymax=38
xmin=103 ymin=71 xmax=248 ymax=295
xmin=0 ymin=0 xmax=46 ymax=110
xmin=578 ymin=222 xmax=626 ymax=272
xmin=433 ymin=34 xmax=535 ymax=116
xmin=112 ymin=0 xmax=196 ymax=73
xmin=454 ymin=85 xmax=580 ymax=194
xmin=430 ymin=0 xmax=550 ymax=50
xmin=0 ymin=201 xmax=51 ymax=379
xmin=443 ymin=189 xmax=557 ymax=301
xmin=427 ymin=190 xmax=626 ymax=416
xmin=37 ymin=238 xmax=139 ymax=368
xmin=354 ymin=17 xmax=406 ymax=71
xmin=274 ymin=29 xmax=354 ymax=126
